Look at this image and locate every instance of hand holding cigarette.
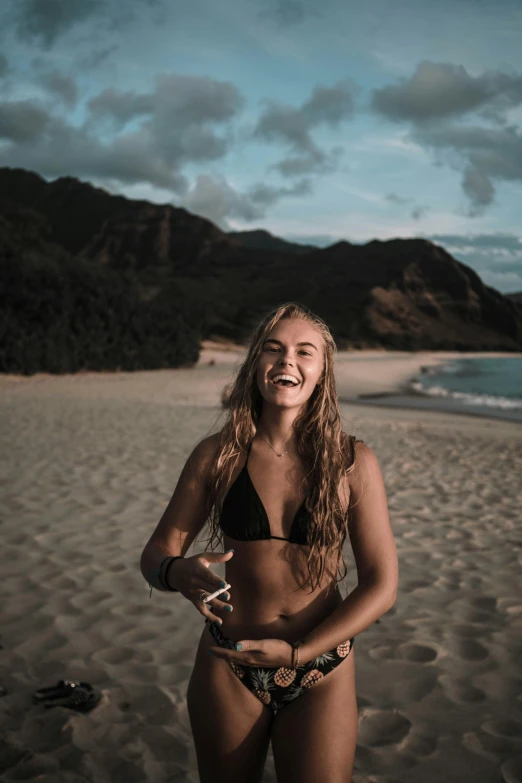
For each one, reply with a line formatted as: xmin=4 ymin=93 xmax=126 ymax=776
xmin=168 ymin=550 xmax=235 ymax=625
xmin=203 ymin=583 xmax=232 ymax=603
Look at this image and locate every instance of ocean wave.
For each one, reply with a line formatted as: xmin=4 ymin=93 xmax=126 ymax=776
xmin=409 ymin=380 xmax=522 ymax=410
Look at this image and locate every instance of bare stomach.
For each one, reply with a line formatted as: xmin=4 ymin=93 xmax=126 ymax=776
xmin=216 ymin=537 xmax=345 ymax=644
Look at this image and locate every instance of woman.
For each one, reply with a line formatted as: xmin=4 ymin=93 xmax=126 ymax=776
xmin=140 ymin=302 xmax=398 ymax=783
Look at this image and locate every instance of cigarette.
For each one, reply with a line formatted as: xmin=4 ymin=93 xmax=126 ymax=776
xmin=204 ymin=583 xmax=231 ymax=603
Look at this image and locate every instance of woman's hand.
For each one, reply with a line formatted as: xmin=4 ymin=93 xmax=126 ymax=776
xmin=167 ymin=550 xmax=235 ymax=625
xmin=208 ymin=637 xmax=294 ymax=669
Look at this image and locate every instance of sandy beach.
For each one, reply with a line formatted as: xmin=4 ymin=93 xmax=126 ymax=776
xmin=1 ymin=347 xmax=521 ymax=783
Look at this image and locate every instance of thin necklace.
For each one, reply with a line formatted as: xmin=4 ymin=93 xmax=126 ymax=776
xmin=258 ymin=435 xmax=293 ymax=458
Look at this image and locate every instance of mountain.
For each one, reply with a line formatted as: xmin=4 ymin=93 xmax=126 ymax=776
xmin=228 ymin=229 xmax=318 ymax=254
xmin=1 ymin=167 xmax=521 ymax=374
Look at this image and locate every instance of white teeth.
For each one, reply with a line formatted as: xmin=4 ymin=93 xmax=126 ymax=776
xmin=271 ymin=374 xmax=300 ymax=386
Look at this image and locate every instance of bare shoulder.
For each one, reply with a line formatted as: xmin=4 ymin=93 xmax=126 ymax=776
xmin=189 ymin=431 xmax=223 ymax=482
xmin=338 ymin=434 xmax=368 ymax=512
xmin=346 ymin=440 xmax=380 ymax=505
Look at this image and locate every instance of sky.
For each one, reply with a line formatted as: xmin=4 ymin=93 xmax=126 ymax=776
xmin=1 ymin=0 xmax=522 ymax=293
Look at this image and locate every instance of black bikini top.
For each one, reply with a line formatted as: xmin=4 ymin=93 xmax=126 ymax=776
xmin=218 ymin=436 xmax=363 ymax=546
xmin=219 ymin=439 xmax=310 ymax=544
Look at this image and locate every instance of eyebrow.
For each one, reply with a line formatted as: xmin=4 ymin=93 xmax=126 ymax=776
xmin=264 ymin=338 xmax=318 ymax=351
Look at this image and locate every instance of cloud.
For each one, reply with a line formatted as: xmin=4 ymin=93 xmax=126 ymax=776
xmin=182 ymin=174 xmax=313 ymax=229
xmin=271 ymin=146 xmax=342 ymax=177
xmin=0 ymin=100 xmax=50 ymax=142
xmin=77 ymin=45 xmax=119 ymax=70
xmin=0 ymin=100 xmax=187 ymax=192
xmin=249 ymin=177 xmax=312 ymax=205
xmin=0 ymin=55 xmax=9 ymax=79
xmin=371 ymin=62 xmax=522 ymax=214
xmin=430 ymin=233 xmax=522 ymax=253
xmin=254 ymin=78 xmax=356 ymax=176
xmin=257 ymin=0 xmax=325 ymax=28
xmin=411 ymin=205 xmax=429 ymax=220
xmin=11 ymin=0 xmax=165 ymax=49
xmin=462 ymin=164 xmax=495 ymax=212
xmin=86 ymin=75 xmax=244 ymax=166
xmin=13 ymin=0 xmax=103 ymax=49
xmin=384 ymin=192 xmax=411 ymax=204
xmin=371 ymin=61 xmax=522 ymax=124
xmin=411 ymin=123 xmax=522 ymax=214
xmin=89 ymin=73 xmax=243 ymax=127
xmin=87 ymin=89 xmax=156 ymax=129
xmin=38 ymin=70 xmax=78 ymax=107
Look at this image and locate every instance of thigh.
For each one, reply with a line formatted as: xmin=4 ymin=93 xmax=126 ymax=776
xmin=186 ymin=623 xmax=273 ymax=783
xmin=270 ymin=647 xmax=358 ymax=783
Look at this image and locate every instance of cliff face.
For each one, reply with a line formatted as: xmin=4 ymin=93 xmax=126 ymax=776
xmin=1 ymin=167 xmax=521 ymax=368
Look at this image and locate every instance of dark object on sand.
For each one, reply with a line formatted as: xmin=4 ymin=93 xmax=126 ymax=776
xmin=32 ymin=680 xmax=102 ymax=713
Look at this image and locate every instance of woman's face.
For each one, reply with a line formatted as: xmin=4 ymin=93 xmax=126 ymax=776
xmin=256 ymin=318 xmax=325 ymax=409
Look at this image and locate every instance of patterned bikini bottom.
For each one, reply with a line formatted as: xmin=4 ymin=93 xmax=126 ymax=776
xmin=206 ymin=619 xmax=355 ymax=717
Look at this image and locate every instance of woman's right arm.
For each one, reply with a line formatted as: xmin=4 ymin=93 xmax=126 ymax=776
xmin=140 ymin=433 xmax=233 ymax=622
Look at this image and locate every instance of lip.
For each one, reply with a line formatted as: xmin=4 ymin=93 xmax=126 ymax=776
xmin=269 ymin=376 xmax=301 ymax=390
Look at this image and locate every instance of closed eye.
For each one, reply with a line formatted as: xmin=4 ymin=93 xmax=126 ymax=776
xmin=266 ymin=348 xmax=311 ymax=356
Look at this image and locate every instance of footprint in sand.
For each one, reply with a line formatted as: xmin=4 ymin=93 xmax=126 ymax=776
xmin=396 ymin=671 xmax=438 ymax=702
xmin=470 ymin=596 xmax=498 ymax=612
xmin=482 ymin=718 xmax=522 ymax=739
xmin=402 ymin=580 xmax=432 ymax=591
xmin=448 ymin=637 xmax=490 ymax=661
xmin=369 ymin=644 xmax=397 ymax=661
xmin=54 ymin=614 xmax=93 ymax=633
xmin=70 ymin=591 xmax=112 ymax=611
xmin=369 ymin=642 xmax=438 ymax=663
xmin=448 ymin=623 xmax=484 ymax=638
xmin=357 ymin=707 xmax=412 ymax=747
xmin=398 ymin=643 xmax=438 ymax=663
xmin=47 ymin=575 xmax=78 ymax=590
xmin=402 ymin=730 xmax=438 ymax=757
xmin=462 ymin=730 xmax=512 ymax=759
xmin=501 ymin=756 xmax=522 ymax=783
xmin=92 ymin=645 xmax=135 ymax=665
xmin=439 ymin=674 xmax=486 ymax=703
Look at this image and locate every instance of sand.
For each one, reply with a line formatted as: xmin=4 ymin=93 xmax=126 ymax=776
xmin=1 ymin=347 xmax=521 ymax=782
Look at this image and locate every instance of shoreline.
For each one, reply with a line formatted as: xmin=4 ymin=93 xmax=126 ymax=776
xmin=0 ymin=347 xmax=520 ymax=427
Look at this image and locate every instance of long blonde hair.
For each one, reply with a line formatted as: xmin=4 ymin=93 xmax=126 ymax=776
xmin=200 ymin=301 xmax=357 ymax=594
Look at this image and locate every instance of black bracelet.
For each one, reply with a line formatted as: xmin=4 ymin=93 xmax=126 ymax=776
xmin=157 ymin=556 xmax=173 ymax=589
xmin=163 ymin=556 xmax=183 ymax=592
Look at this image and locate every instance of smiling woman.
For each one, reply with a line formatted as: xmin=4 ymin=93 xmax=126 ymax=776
xmin=140 ymin=301 xmax=398 ymax=783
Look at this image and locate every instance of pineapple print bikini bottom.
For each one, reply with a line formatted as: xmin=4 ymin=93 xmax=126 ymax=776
xmin=206 ymin=619 xmax=354 ymax=717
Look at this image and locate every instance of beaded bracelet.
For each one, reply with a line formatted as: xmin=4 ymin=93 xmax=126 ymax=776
xmin=147 ymin=556 xmax=182 ymax=597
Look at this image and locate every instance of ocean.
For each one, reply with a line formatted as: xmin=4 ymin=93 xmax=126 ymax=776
xmin=358 ymin=356 xmax=522 ymax=423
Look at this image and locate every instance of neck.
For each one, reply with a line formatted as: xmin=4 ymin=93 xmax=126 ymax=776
xmin=255 ymin=407 xmax=299 ymax=450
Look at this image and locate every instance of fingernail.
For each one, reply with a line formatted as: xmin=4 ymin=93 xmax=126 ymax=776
xmin=223 ymin=593 xmax=229 ymax=600
xmin=225 ymin=606 xmax=233 ymax=612
xmin=226 ymin=549 xmax=234 ymax=553
xmin=236 ymin=643 xmax=242 ymax=651
xmin=220 ymin=581 xmax=226 ymax=588
xmin=208 ymin=649 xmax=215 ymax=656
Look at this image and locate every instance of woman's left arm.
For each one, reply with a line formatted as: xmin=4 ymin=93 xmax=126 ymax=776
xmin=298 ymin=441 xmax=399 ymax=665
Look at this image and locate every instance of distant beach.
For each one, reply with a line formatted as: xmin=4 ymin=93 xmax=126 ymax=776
xmin=334 ymin=350 xmax=522 ymax=424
